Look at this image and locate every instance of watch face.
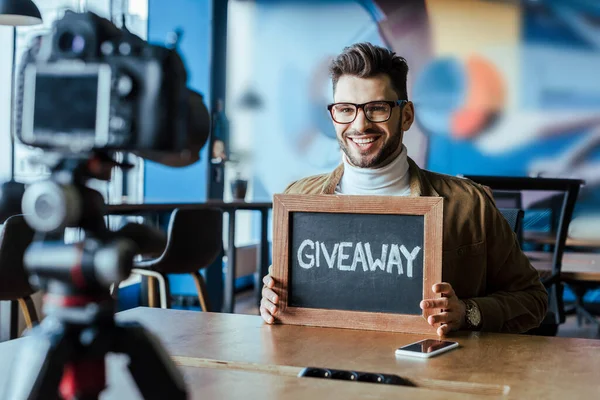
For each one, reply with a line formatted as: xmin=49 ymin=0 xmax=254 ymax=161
xmin=469 ymin=303 xmax=482 ymax=326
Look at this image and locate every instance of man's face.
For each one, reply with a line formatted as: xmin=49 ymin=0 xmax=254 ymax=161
xmin=332 ymin=74 xmax=413 ymax=168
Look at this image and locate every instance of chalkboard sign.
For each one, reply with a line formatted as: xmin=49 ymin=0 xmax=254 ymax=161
xmin=272 ymin=194 xmax=443 ymax=334
xmin=290 ymin=212 xmax=425 ymax=314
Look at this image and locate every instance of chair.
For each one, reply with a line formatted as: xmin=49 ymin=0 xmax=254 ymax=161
xmin=565 ymin=281 xmax=600 ymax=330
xmin=498 ymin=208 xmax=524 ymax=247
xmin=494 ymin=191 xmax=523 ymax=209
xmin=128 ymin=208 xmax=223 ymax=311
xmin=499 ymin=207 xmax=561 ymax=335
xmin=0 ymin=215 xmax=39 ymax=336
xmin=465 ymin=175 xmax=584 ymax=336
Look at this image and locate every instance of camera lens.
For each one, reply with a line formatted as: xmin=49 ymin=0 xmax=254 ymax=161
xmin=34 ymin=194 xmax=54 ymax=220
xmin=58 ymin=32 xmax=86 ymax=55
xmin=72 ymin=35 xmax=86 ymax=53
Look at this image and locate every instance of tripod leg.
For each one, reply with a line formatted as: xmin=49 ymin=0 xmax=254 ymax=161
xmin=5 ymin=320 xmax=72 ymax=400
xmin=114 ymin=322 xmax=187 ymax=400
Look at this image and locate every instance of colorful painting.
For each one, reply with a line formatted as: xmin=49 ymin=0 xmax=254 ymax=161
xmin=240 ymin=0 xmax=599 ymax=241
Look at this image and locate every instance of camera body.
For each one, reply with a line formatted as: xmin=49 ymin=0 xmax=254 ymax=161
xmin=15 ymin=11 xmax=209 ymax=164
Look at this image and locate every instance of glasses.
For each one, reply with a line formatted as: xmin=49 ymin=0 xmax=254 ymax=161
xmin=327 ymin=100 xmax=406 ymax=124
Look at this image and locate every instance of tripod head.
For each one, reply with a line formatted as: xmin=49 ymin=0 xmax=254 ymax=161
xmin=21 ymin=152 xmax=135 ymax=310
xmin=22 ymin=151 xmax=122 ymax=234
xmin=3 ymin=152 xmax=188 ymax=400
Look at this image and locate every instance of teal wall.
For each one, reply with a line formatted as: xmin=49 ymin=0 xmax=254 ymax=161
xmin=145 ymin=0 xmax=224 ymax=311
xmin=145 ymin=0 xmax=212 ymax=203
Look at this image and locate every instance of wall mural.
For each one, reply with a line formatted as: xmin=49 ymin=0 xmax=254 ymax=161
xmin=246 ymin=0 xmax=599 ymax=239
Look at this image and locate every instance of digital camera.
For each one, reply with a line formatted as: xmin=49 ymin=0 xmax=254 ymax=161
xmin=15 ymin=10 xmax=210 ymax=167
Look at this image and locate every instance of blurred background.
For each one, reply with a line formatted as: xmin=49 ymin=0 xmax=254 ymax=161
xmin=225 ymin=0 xmax=600 ymax=238
xmin=0 ymin=0 xmax=598 ymax=333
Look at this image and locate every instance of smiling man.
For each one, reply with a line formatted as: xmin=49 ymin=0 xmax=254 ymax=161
xmin=260 ymin=42 xmax=548 ymax=335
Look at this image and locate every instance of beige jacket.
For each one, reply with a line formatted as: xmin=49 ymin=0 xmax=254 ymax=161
xmin=283 ymin=158 xmax=548 ymax=333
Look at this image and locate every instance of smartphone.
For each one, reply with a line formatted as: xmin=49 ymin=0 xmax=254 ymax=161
xmin=395 ymin=339 xmax=459 ymax=358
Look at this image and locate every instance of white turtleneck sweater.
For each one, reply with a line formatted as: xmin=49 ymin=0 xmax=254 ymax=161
xmin=335 ymin=145 xmax=411 ymax=196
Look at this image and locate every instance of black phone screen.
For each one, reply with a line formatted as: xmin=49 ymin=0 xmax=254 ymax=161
xmin=399 ymin=339 xmax=456 ymax=353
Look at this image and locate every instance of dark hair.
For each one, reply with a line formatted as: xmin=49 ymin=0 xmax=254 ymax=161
xmin=329 ymin=42 xmax=408 ymax=100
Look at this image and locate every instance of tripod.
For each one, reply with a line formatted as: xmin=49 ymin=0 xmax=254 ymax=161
xmin=4 ymin=153 xmax=188 ymax=400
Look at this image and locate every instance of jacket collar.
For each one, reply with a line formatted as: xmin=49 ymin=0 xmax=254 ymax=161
xmin=322 ymin=156 xmax=440 ymax=197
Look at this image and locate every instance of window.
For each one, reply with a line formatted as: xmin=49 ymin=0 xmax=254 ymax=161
xmin=5 ymin=1 xmax=148 ymax=205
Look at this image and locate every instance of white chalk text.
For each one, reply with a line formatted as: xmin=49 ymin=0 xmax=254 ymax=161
xmin=297 ymin=240 xmax=421 ymax=277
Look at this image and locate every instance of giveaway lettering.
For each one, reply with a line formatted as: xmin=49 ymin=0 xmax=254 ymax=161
xmin=297 ymin=240 xmax=421 ymax=277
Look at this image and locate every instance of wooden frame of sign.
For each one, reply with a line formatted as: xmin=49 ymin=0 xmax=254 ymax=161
xmin=271 ymin=194 xmax=443 ymax=334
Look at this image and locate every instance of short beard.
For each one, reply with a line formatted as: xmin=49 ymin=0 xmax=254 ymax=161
xmin=338 ymin=130 xmax=402 ymax=169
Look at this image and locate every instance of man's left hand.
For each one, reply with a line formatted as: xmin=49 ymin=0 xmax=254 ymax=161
xmin=420 ymin=283 xmax=466 ymax=337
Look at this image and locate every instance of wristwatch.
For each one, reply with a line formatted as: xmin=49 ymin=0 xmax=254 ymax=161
xmin=464 ymin=300 xmax=482 ymax=330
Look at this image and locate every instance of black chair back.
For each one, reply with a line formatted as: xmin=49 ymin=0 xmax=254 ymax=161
xmin=465 ymin=175 xmax=584 ymax=327
xmin=0 ymin=215 xmax=35 ymax=301
xmin=141 ymin=208 xmax=223 ymax=274
xmin=494 ymin=191 xmax=522 ymax=209
xmin=499 ymin=208 xmax=524 ymax=247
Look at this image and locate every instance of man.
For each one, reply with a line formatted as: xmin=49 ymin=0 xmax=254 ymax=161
xmin=260 ymin=42 xmax=547 ymax=335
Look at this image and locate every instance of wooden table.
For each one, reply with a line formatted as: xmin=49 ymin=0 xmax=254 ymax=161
xmin=0 ymin=315 xmax=475 ymax=399
xmin=2 ymin=308 xmax=599 ymax=398
xmin=0 ymin=350 xmax=471 ymax=399
xmin=527 ymin=251 xmax=600 ymax=282
xmin=106 ymin=201 xmax=273 ymax=313
xmin=120 ymin=308 xmax=600 ymax=399
xmin=0 ymin=339 xmax=464 ymax=400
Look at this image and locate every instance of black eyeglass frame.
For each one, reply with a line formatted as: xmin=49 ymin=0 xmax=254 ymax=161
xmin=326 ymin=100 xmax=407 ymax=124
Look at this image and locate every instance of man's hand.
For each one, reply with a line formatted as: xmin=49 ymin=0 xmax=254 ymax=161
xmin=260 ymin=274 xmax=279 ymax=324
xmin=420 ymin=283 xmax=466 ymax=337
